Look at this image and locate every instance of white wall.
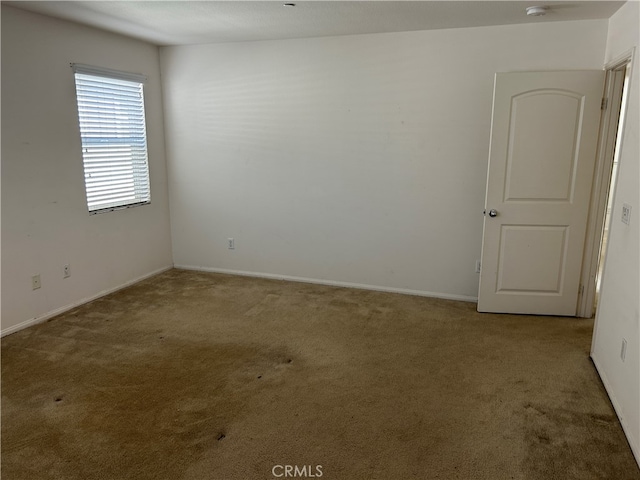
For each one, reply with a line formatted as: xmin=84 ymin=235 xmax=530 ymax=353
xmin=591 ymin=0 xmax=640 ymax=465
xmin=1 ymin=5 xmax=173 ymax=334
xmin=161 ymin=19 xmax=607 ymax=299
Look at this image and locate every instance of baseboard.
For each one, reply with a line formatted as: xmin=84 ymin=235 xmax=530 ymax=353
xmin=1 ymin=265 xmax=174 ymax=338
xmin=591 ymin=355 xmax=640 ymax=469
xmin=174 ymin=264 xmax=479 ymax=303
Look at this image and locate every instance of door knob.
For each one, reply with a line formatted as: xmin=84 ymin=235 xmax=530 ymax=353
xmin=488 ymin=209 xmax=498 ymax=217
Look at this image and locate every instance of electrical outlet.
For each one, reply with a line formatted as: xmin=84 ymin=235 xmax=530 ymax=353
xmin=63 ymin=264 xmax=71 ymax=278
xmin=621 ymin=339 xmax=627 ymax=362
xmin=32 ymin=274 xmax=41 ymax=290
xmin=621 ymin=204 xmax=632 ymax=225
xmin=228 ymin=238 xmax=235 ymax=250
xmin=475 ymin=260 xmax=481 ymax=273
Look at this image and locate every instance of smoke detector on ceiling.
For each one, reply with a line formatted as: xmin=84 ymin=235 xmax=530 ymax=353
xmin=526 ymin=6 xmax=548 ymax=16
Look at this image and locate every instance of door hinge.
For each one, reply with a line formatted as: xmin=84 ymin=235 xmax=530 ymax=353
xmin=579 ymin=284 xmax=585 ymax=296
xmin=601 ymin=97 xmax=608 ymax=110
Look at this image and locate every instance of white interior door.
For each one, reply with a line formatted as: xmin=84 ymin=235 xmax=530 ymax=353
xmin=478 ymin=71 xmax=605 ymax=315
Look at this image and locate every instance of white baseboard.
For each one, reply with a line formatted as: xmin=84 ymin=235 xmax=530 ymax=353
xmin=1 ymin=265 xmax=174 ymax=338
xmin=591 ymin=354 xmax=640 ymax=469
xmin=174 ymin=264 xmax=479 ymax=303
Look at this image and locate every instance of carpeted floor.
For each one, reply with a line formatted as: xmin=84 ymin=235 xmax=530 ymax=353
xmin=2 ymin=269 xmax=639 ymax=480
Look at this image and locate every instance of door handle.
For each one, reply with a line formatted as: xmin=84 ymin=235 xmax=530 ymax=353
xmin=488 ymin=209 xmax=498 ymax=217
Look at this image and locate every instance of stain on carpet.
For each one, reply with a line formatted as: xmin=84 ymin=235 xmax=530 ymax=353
xmin=522 ymin=401 xmax=633 ymax=480
xmin=2 ymin=331 xmax=295 ymax=480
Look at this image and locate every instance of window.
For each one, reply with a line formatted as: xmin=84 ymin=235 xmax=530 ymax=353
xmin=72 ymin=64 xmax=151 ymax=213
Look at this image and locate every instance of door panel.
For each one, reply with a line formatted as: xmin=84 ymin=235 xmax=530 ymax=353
xmin=478 ymin=71 xmax=605 ymax=315
xmin=497 ymin=225 xmax=568 ymax=293
xmin=505 ymin=91 xmax=582 ymax=202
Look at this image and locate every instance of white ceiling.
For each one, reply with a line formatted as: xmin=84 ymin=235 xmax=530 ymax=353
xmin=6 ymin=1 xmax=625 ymax=46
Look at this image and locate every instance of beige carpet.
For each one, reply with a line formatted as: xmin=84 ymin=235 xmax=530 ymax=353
xmin=2 ymin=269 xmax=639 ymax=480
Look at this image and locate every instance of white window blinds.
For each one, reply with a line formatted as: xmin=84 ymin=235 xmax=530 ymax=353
xmin=72 ymin=64 xmax=151 ymax=213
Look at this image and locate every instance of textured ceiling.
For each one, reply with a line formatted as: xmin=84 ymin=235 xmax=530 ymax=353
xmin=6 ymin=1 xmax=625 ymax=46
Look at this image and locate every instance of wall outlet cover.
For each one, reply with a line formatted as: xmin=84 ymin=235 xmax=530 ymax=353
xmin=621 ymin=203 xmax=631 ymax=225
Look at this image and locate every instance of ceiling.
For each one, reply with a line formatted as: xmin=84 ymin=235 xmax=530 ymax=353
xmin=6 ymin=1 xmax=625 ymax=46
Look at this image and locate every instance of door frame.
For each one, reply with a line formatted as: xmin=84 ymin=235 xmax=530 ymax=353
xmin=577 ymin=48 xmax=635 ymax=318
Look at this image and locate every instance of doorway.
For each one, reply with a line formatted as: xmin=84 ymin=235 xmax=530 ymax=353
xmin=477 ymin=70 xmax=605 ymax=315
xmin=578 ymin=53 xmax=633 ymax=318
xmin=595 ymin=62 xmax=630 ymax=306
